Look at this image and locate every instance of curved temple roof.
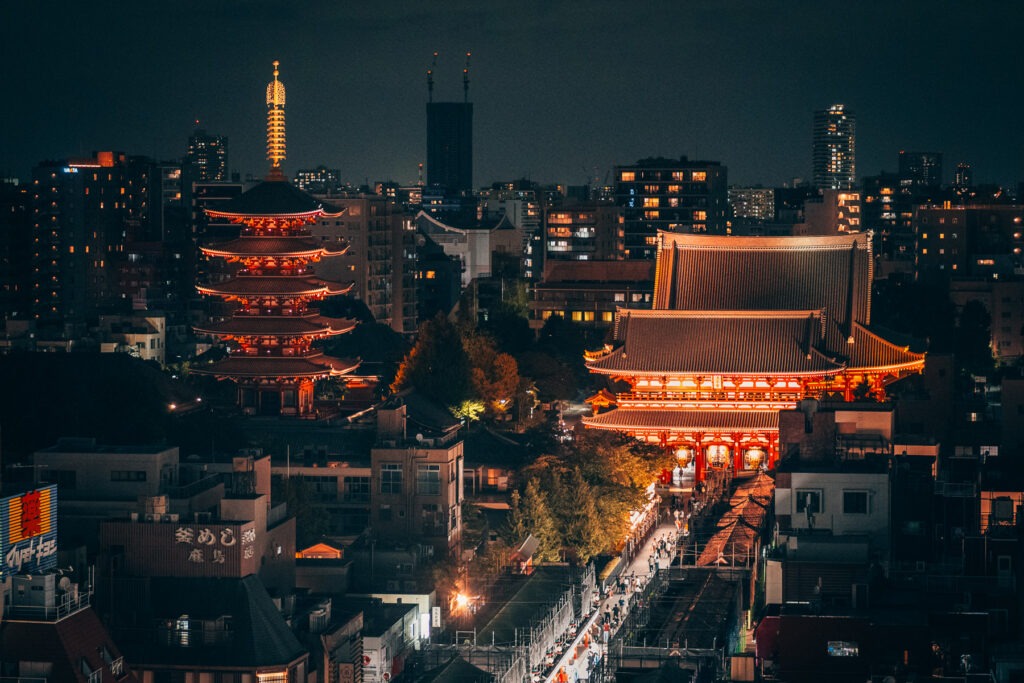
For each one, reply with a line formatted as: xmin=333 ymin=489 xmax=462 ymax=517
xmin=588 ymin=309 xmax=845 ymax=376
xmin=201 ymin=236 xmax=348 ymax=259
xmin=191 ymin=353 xmax=360 ymax=379
xmin=583 ymin=408 xmax=780 ymax=432
xmin=205 ymin=179 xmax=342 ymax=220
xmin=193 ymin=315 xmax=357 ymax=338
xmin=196 ymin=276 xmax=353 ymax=297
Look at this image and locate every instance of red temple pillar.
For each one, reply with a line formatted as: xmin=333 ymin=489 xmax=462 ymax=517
xmin=732 ymin=433 xmax=743 ymax=473
xmin=693 ymin=432 xmax=705 ymax=483
xmin=768 ymin=433 xmax=778 ymax=469
xmin=843 ymin=373 xmax=853 ymax=402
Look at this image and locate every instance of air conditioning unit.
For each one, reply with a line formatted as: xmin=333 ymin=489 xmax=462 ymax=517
xmin=144 ymin=513 xmax=158 ymax=522
xmin=163 ymin=513 xmax=179 ymax=523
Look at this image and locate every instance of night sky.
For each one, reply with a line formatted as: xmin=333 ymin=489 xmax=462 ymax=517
xmin=4 ymin=1 xmax=1022 ymax=188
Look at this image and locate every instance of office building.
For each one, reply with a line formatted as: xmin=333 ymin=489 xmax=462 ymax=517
xmin=426 ymin=102 xmax=473 ymax=192
xmin=813 ymin=104 xmax=856 ymax=190
xmin=186 ymin=127 xmax=229 ymax=182
xmin=899 ymin=150 xmax=943 ymax=189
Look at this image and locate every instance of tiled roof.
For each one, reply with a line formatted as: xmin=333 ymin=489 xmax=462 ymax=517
xmin=697 ymin=473 xmax=774 ymax=566
xmin=201 ymin=236 xmax=347 ymax=257
xmin=117 ymin=576 xmax=306 ymax=668
xmin=652 ymin=233 xmax=873 ymax=333
xmin=191 ymin=353 xmax=360 ymax=378
xmin=193 ymin=315 xmax=357 ymax=337
xmin=0 ymin=607 xmax=138 ymax=683
xmin=206 ymin=179 xmax=342 ymax=217
xmin=542 ymin=260 xmax=656 ymax=284
xmin=588 ymin=309 xmax=843 ymax=375
xmin=583 ymin=408 xmax=779 ymax=432
xmin=196 ymin=276 xmax=352 ymax=297
xmin=845 ymin=322 xmax=926 ymax=372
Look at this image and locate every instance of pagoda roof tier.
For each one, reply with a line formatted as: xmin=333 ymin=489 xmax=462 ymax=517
xmin=191 ymin=352 xmax=360 ymax=379
xmin=205 ymin=179 xmax=342 ymax=221
xmin=653 ymin=232 xmax=873 ymax=334
xmin=196 ymin=276 xmax=353 ymax=297
xmin=588 ymin=309 xmax=844 ymax=376
xmin=193 ymin=315 xmax=357 ymax=337
xmin=583 ymin=407 xmax=780 ymax=432
xmin=201 ymin=236 xmax=348 ymax=259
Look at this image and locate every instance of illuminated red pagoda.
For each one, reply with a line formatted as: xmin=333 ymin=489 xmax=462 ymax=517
xmin=583 ymin=232 xmax=925 ymax=481
xmin=193 ymin=61 xmax=359 ymax=416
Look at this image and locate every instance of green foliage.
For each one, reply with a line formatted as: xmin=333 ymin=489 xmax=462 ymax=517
xmin=518 ymin=430 xmax=670 ymax=563
xmin=520 ymin=478 xmax=561 ymax=562
xmin=558 ymin=468 xmax=604 ymax=564
xmin=451 ymin=399 xmax=486 ymax=423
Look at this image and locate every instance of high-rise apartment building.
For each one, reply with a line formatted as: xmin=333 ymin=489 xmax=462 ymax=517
xmin=186 ymin=128 xmax=228 ymax=182
xmin=295 ymin=166 xmax=343 ymax=194
xmin=955 ymin=162 xmax=974 ymax=191
xmin=898 ymin=151 xmax=943 ymax=189
xmin=29 ymin=152 xmax=154 ymax=333
xmin=812 ymin=104 xmax=856 ymax=190
xmin=613 ymin=157 xmax=728 ymax=260
xmin=728 ymin=187 xmax=775 ymax=222
xmin=426 ymin=102 xmax=473 ymax=192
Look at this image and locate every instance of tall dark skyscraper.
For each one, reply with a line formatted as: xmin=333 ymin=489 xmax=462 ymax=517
xmin=426 ymin=102 xmax=473 ymax=192
xmin=812 ymin=104 xmax=856 ymax=190
xmin=898 ymin=150 xmax=943 ymax=189
xmin=186 ymin=127 xmax=229 ymax=182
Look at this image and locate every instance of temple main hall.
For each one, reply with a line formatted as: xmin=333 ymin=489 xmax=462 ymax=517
xmin=583 ymin=231 xmax=925 ymax=481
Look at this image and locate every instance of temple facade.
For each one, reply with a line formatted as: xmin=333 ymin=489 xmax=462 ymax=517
xmin=583 ymin=232 xmax=925 ymax=481
xmin=192 ymin=62 xmax=359 ymax=416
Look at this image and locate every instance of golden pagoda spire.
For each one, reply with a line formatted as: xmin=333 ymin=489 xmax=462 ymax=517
xmin=266 ymin=60 xmax=287 ymax=178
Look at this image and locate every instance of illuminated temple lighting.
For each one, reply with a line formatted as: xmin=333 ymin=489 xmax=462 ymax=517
xmin=266 ymin=60 xmax=287 ymax=177
xmin=583 ymin=232 xmax=925 ymax=482
xmin=191 ymin=61 xmax=359 ymax=417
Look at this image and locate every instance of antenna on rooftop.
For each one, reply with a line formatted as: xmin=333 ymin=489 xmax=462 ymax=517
xmin=463 ymin=51 xmax=472 ymax=102
xmin=427 ymin=51 xmax=438 ymax=102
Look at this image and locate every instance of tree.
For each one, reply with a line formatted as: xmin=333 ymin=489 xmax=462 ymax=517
xmin=391 ymin=313 xmax=471 ymax=407
xmin=501 ymin=489 xmax=529 ymax=546
xmin=557 ymin=468 xmax=603 ymax=564
xmin=520 ymin=477 xmax=560 ymax=562
xmin=463 ymin=330 xmax=520 ymax=416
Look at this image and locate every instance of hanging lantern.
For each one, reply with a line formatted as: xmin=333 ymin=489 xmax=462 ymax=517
xmin=675 ymin=446 xmax=694 ymax=467
xmin=707 ymin=445 xmax=729 ymax=468
xmin=744 ymin=446 xmax=765 ymax=469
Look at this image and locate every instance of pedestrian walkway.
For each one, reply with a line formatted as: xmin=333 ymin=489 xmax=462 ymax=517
xmin=544 ymin=520 xmax=683 ymax=683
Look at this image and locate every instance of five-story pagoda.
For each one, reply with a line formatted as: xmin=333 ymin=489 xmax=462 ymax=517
xmin=193 ymin=61 xmax=359 ymax=416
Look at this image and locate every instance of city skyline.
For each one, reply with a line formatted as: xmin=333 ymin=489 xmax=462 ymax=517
xmin=4 ymin=1 xmax=1022 ymax=188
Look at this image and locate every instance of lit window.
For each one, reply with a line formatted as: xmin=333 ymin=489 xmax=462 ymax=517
xmin=692 ymin=171 xmax=707 ymax=182
xmin=620 ymin=171 xmax=635 ymax=182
